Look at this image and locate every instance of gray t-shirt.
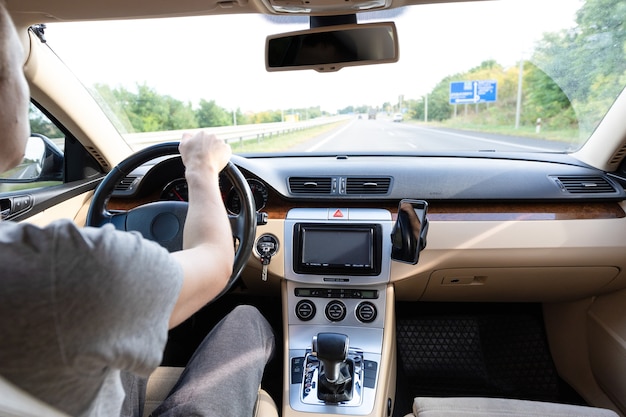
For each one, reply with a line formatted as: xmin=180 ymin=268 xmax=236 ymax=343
xmin=0 ymin=219 xmax=183 ymax=416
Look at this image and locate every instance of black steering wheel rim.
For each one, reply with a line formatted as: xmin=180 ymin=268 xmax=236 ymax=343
xmin=86 ymin=141 xmax=256 ymax=299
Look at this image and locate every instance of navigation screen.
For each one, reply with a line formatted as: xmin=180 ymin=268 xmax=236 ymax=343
xmin=294 ymin=223 xmax=382 ymax=276
xmin=302 ymin=228 xmax=372 ymax=267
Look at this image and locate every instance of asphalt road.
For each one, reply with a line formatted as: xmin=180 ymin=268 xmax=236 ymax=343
xmin=296 ymin=117 xmax=574 ymax=153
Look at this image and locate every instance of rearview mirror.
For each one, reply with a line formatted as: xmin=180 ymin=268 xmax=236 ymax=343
xmin=266 ymin=22 xmax=399 ymax=72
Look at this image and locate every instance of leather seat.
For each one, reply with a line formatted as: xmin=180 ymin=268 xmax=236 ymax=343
xmin=408 ymin=397 xmax=619 ymax=417
xmin=0 ymin=375 xmax=69 ymax=417
xmin=0 ymin=367 xmax=278 ymax=417
xmin=144 ymin=366 xmax=278 ymax=417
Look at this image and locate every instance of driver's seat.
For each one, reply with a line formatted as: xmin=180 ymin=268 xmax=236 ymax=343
xmin=0 ymin=367 xmax=279 ymax=417
xmin=0 ymin=375 xmax=68 ymax=417
xmin=143 ymin=366 xmax=279 ymax=417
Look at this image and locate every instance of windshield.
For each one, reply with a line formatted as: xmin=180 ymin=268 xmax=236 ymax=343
xmin=45 ymin=0 xmax=625 ymax=154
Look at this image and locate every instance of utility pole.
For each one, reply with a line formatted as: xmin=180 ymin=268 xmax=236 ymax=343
xmin=515 ymin=58 xmax=524 ymax=129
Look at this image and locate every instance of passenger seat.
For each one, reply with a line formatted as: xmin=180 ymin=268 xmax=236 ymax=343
xmin=408 ymin=397 xmax=619 ymax=417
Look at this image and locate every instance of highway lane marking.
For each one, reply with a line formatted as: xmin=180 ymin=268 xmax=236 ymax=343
xmin=306 ymin=119 xmax=356 ymax=152
xmin=409 ymin=125 xmax=550 ymax=152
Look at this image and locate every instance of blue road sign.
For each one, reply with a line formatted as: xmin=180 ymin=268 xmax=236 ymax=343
xmin=449 ymin=80 xmax=497 ymax=104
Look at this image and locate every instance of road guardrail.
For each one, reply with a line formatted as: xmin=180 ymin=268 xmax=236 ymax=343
xmin=121 ymin=115 xmax=351 ymax=150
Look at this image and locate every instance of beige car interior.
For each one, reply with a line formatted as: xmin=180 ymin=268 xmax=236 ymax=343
xmin=0 ymin=371 xmax=277 ymax=417
xmin=4 ymin=0 xmax=626 ymax=416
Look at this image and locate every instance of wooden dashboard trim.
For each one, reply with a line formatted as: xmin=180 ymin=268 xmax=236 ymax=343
xmin=109 ymin=195 xmax=624 ymax=221
xmin=265 ymin=202 xmax=624 ymax=220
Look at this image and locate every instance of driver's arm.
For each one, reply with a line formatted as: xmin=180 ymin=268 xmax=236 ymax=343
xmin=168 ymin=131 xmax=234 ymax=329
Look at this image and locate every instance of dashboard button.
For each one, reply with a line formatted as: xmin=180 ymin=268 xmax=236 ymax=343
xmin=325 ymin=300 xmax=347 ymax=322
xmin=295 ymin=300 xmax=316 ymax=321
xmin=356 ymin=301 xmax=377 ymax=323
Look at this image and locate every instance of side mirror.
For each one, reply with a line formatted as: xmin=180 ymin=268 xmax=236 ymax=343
xmin=391 ymin=199 xmax=429 ymax=264
xmin=0 ymin=134 xmax=63 ymax=183
xmin=266 ymin=22 xmax=399 ymax=72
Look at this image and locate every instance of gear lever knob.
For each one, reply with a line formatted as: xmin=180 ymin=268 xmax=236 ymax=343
xmin=312 ymin=332 xmax=349 ymax=383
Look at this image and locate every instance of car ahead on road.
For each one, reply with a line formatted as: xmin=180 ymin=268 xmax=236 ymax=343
xmin=393 ymin=113 xmax=403 ymax=122
xmin=3 ymin=0 xmax=626 ymax=416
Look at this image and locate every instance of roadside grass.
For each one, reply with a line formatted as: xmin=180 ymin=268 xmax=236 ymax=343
xmin=411 ymin=119 xmax=584 ymax=145
xmin=230 ymin=121 xmax=348 ymax=153
xmin=0 ymin=181 xmax=62 ymax=193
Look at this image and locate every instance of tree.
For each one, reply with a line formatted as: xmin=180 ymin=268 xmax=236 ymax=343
xmin=251 ymin=110 xmax=282 ymax=124
xmin=29 ymin=105 xmax=63 ymax=138
xmin=523 ymin=62 xmax=576 ymax=129
xmin=92 ymin=82 xmax=334 ymax=132
xmin=164 ymin=97 xmax=198 ymax=130
xmin=196 ymin=99 xmax=232 ymax=127
xmin=93 ymin=83 xmax=198 ymax=132
xmin=533 ymin=0 xmax=626 ymax=133
xmin=92 ymin=83 xmax=135 ymax=132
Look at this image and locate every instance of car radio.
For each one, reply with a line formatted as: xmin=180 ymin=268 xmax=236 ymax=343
xmin=292 ymin=223 xmax=383 ymax=276
xmin=284 ymin=208 xmax=393 ymax=286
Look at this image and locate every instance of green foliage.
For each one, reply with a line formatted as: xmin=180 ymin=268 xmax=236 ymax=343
xmin=283 ymin=106 xmax=323 ymax=121
xmin=407 ymin=0 xmax=626 ymax=141
xmin=91 ymin=82 xmax=336 ymax=133
xmin=88 ymin=0 xmax=625 ymax=142
xmin=531 ymin=0 xmax=626 ymax=136
xmin=338 ymin=105 xmax=373 ymax=115
xmin=251 ymin=110 xmax=282 ymax=124
xmin=197 ymin=99 xmax=232 ymax=127
xmin=29 ymin=105 xmax=63 ymax=138
xmin=522 ymin=62 xmax=575 ymax=128
xmin=93 ymin=83 xmax=199 ymax=132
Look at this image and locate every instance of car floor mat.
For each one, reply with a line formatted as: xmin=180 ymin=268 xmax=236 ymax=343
xmin=393 ymin=302 xmax=585 ymax=416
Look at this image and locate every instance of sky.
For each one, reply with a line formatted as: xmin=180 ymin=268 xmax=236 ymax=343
xmin=45 ymin=0 xmax=582 ymax=114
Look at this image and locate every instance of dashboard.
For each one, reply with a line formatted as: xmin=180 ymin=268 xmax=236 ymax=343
xmin=105 ymin=151 xmax=626 ymax=415
xmin=108 ymin=152 xmax=626 ymax=303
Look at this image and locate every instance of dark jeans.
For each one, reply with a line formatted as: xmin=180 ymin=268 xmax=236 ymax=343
xmin=121 ymin=305 xmax=275 ymax=417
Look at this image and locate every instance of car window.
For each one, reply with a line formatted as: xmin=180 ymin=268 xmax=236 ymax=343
xmin=0 ymin=103 xmax=64 ymax=193
xmin=44 ymin=0 xmax=625 ymax=155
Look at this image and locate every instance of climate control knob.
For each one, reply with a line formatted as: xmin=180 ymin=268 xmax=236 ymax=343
xmin=356 ymin=301 xmax=377 ymax=323
xmin=325 ymin=300 xmax=347 ymax=322
xmin=295 ymin=300 xmax=316 ymax=321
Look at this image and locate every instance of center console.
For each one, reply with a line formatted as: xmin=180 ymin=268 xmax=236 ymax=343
xmin=283 ymin=208 xmax=395 ymax=416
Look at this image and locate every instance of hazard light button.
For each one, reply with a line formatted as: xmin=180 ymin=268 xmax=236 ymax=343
xmin=328 ymin=208 xmax=349 ymax=219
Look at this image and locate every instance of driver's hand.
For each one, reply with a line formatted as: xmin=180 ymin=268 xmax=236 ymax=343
xmin=179 ymin=131 xmax=232 ymax=177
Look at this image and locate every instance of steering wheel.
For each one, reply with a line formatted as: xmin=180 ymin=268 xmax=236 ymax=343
xmin=86 ymin=142 xmax=256 ymax=299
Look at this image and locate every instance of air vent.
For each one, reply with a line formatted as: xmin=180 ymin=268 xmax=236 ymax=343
xmin=346 ymin=177 xmax=391 ymax=195
xmin=289 ymin=177 xmax=333 ymax=194
xmin=609 ymin=144 xmax=626 ymax=165
xmin=86 ymin=145 xmax=110 ymax=169
xmin=554 ymin=176 xmax=617 ymax=194
xmin=115 ymin=176 xmax=138 ymax=192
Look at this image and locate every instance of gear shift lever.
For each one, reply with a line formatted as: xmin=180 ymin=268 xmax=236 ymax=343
xmin=312 ymin=332 xmax=349 ymax=383
xmin=311 ymin=332 xmax=355 ymax=402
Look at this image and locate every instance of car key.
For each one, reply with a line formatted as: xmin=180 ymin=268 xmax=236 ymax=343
xmin=260 ymin=253 xmax=271 ymax=281
xmin=256 ymin=235 xmax=278 ymax=282
xmin=259 ymin=241 xmax=275 ymax=281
